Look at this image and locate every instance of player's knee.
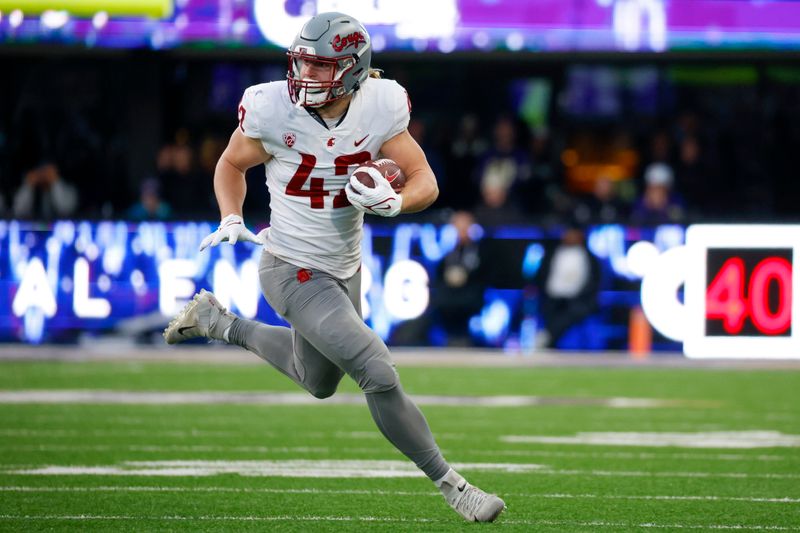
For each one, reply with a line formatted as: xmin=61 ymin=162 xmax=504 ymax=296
xmin=310 ymin=388 xmax=336 ymax=399
xmin=306 ymin=370 xmax=343 ymax=400
xmin=309 ymin=383 xmax=338 ymax=399
xmin=357 ymin=357 xmax=399 ymax=394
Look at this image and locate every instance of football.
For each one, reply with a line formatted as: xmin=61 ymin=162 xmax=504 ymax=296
xmin=352 ymin=159 xmax=406 ymax=193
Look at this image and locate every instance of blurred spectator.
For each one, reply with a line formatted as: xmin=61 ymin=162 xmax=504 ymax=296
xmin=126 ymin=177 xmax=173 ymax=221
xmin=429 ymin=211 xmax=488 ymax=346
xmin=197 ymin=133 xmax=230 ymax=216
xmin=198 ymin=135 xmax=225 ymax=179
xmin=475 ymin=116 xmax=532 ymax=221
xmin=158 ymin=128 xmax=213 ymax=218
xmin=443 ymin=113 xmax=487 ymax=210
xmin=674 ymin=135 xmax=714 ymax=218
xmin=648 ymin=129 xmax=672 ymax=164
xmin=631 ymin=163 xmax=685 ymax=225
xmin=4 ymin=58 xmax=800 ymax=223
xmin=528 ymin=128 xmax=568 ymax=219
xmin=12 ymin=161 xmax=78 ymax=220
xmin=573 ymin=175 xmax=628 ymax=225
xmin=534 ymin=224 xmax=601 ymax=349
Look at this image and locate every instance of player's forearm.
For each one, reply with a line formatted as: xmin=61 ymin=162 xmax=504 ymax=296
xmin=214 ymin=155 xmax=248 ymax=218
xmin=400 ymin=170 xmax=439 ymax=213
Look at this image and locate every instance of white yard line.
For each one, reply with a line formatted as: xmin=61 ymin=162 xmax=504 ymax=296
xmin=525 ymin=493 xmax=800 ymax=504
xmin=4 ymin=460 xmax=797 ymax=480
xmin=469 ymin=450 xmax=788 ymax=461
xmin=0 ymin=428 xmax=234 ymax=437
xmin=1 ymin=486 xmax=799 ymax=504
xmin=513 ymin=520 xmax=800 ymax=530
xmin=0 ymin=514 xmax=437 ymax=523
xmin=544 ymin=469 xmax=800 ymax=480
xmin=0 ymin=390 xmax=680 ymax=408
xmin=0 ymin=486 xmax=435 ymax=496
xmin=501 ymin=431 xmax=800 ymax=449
xmin=0 ymin=427 xmax=463 ymax=440
xmin=0 ymin=443 xmax=789 ymax=462
xmin=0 ymin=514 xmax=797 ymax=530
xmin=6 ymin=460 xmax=545 ymax=478
xmin=7 ymin=443 xmax=289 ymax=453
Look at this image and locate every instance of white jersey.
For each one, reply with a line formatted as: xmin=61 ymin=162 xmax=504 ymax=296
xmin=239 ymin=77 xmax=410 ymax=279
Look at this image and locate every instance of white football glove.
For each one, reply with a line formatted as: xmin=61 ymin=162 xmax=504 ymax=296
xmin=199 ymin=214 xmax=262 ymax=251
xmin=345 ymin=167 xmax=403 ymax=217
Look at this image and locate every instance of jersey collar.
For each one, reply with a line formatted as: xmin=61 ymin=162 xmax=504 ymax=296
xmin=304 ymin=101 xmax=350 ymax=130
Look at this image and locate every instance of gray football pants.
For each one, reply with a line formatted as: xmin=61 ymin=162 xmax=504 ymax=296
xmin=226 ymin=250 xmax=450 ymax=482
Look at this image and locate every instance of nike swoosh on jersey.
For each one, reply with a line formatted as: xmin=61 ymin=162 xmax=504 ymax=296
xmin=354 ymin=134 xmax=370 ymax=147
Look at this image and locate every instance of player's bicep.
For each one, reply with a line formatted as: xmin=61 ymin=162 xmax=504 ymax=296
xmin=379 ymin=130 xmax=438 ymax=212
xmin=221 ymin=127 xmax=271 ymax=172
xmin=379 ymin=130 xmax=433 ymax=184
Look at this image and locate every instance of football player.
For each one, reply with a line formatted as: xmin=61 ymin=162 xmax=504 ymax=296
xmin=164 ymin=11 xmax=505 ymax=522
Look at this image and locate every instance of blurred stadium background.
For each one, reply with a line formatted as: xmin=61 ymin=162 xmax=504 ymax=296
xmin=1 ymin=1 xmax=799 ymax=530
xmin=2 ymin=0 xmax=800 ymax=354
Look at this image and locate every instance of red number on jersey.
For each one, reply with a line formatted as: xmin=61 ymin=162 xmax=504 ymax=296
xmin=334 ymin=152 xmax=372 ymax=175
xmin=333 ymin=151 xmax=372 ymax=208
xmin=285 ymin=153 xmax=329 ymax=209
xmin=706 ymin=257 xmax=747 ymax=334
xmin=285 ymin=151 xmax=372 ymax=209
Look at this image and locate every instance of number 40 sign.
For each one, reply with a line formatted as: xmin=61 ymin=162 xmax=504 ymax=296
xmin=683 ymin=225 xmax=798 ymax=358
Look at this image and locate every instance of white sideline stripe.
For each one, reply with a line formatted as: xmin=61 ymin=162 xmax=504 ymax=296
xmin=502 ymin=431 xmax=800 ymax=449
xmin=2 ymin=486 xmax=436 ymax=496
xmin=0 ymin=390 xmax=677 ymax=408
xmin=534 ymin=493 xmax=800 ymax=504
xmin=1 ymin=443 xmax=788 ymax=462
xmin=0 ymin=428 xmax=233 ymax=437
xmin=7 ymin=460 xmax=545 ymax=478
xmin=6 ymin=443 xmax=259 ymax=453
xmin=0 ymin=428 xmax=429 ymax=440
xmin=520 ymin=520 xmax=800 ymax=530
xmin=1 ymin=486 xmax=799 ymax=504
xmin=6 ymin=460 xmax=797 ymax=480
xmin=471 ymin=450 xmax=788 ymax=462
xmin=0 ymin=514 xmax=436 ymax=523
xmin=0 ymin=515 xmax=797 ymax=530
xmin=545 ymin=469 xmax=800 ymax=480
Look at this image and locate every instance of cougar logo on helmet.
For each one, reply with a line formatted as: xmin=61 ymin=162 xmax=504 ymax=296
xmin=331 ymin=31 xmax=366 ymax=52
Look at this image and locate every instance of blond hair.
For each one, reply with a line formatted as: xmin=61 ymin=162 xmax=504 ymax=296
xmin=368 ymin=68 xmax=383 ymax=79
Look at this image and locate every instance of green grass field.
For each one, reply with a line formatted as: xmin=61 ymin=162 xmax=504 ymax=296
xmin=0 ymin=355 xmax=798 ymax=531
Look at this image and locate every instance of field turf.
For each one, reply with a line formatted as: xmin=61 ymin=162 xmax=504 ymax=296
xmin=0 ymin=356 xmax=798 ymax=531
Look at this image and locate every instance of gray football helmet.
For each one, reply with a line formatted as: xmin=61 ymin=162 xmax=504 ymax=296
xmin=287 ymin=12 xmax=372 ymax=108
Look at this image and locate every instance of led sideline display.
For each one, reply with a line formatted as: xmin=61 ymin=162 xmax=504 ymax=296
xmin=0 ymin=220 xmax=474 ymax=344
xmin=3 ymin=0 xmax=800 ymax=52
xmin=3 ymin=221 xmax=797 ymax=358
xmin=0 ymin=220 xmax=653 ymax=349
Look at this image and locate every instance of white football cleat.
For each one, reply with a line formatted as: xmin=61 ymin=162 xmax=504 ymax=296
xmin=439 ymin=470 xmax=506 ymax=522
xmin=163 ymin=289 xmax=237 ymax=344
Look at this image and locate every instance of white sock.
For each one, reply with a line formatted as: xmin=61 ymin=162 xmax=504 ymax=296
xmin=434 ymin=468 xmax=457 ymax=489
